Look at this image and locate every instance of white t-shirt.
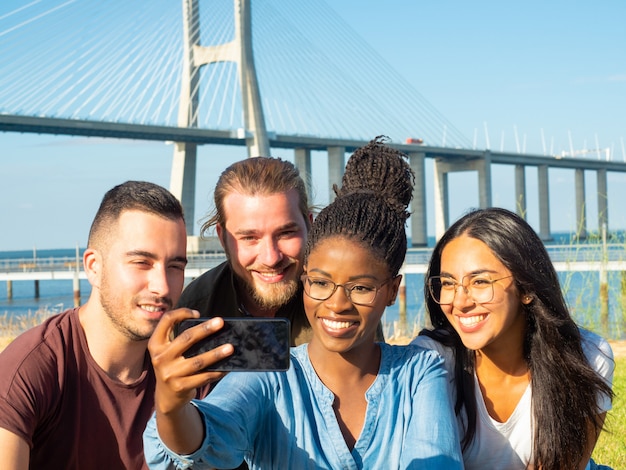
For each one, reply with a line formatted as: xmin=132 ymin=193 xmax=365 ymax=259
xmin=411 ymin=328 xmax=614 ymax=470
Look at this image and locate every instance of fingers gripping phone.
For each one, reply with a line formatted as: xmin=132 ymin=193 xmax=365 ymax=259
xmin=174 ymin=317 xmax=290 ymax=372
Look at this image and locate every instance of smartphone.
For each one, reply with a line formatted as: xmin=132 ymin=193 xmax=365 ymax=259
xmin=174 ymin=317 xmax=290 ymax=372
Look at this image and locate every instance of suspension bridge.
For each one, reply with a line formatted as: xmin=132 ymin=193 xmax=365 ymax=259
xmin=1 ymin=0 xmax=626 ymax=246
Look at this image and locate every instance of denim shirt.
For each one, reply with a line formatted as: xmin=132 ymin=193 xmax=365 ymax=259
xmin=143 ymin=343 xmax=463 ymax=470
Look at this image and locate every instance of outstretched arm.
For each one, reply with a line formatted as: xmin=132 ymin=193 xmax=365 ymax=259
xmin=148 ymin=309 xmax=233 ymax=454
xmin=0 ymin=428 xmax=29 ymax=470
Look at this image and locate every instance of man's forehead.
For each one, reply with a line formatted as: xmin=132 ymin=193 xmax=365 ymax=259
xmin=222 ymin=190 xmax=306 ymax=232
xmin=223 ymin=190 xmax=301 ymax=212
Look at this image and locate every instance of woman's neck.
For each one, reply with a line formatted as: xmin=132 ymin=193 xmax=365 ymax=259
xmin=307 ymin=340 xmax=380 ymax=389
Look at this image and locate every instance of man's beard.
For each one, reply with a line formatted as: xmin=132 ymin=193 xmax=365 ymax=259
xmin=223 ymin=242 xmax=302 ymax=312
xmin=99 ymin=271 xmax=164 ymax=342
xmin=239 ymin=272 xmax=299 ymax=311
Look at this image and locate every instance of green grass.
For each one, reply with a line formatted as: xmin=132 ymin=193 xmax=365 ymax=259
xmin=592 ymin=356 xmax=626 ymax=469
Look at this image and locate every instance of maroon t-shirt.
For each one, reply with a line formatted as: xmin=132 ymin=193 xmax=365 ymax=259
xmin=0 ymin=308 xmax=207 ymax=469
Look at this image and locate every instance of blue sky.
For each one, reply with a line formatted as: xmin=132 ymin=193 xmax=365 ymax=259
xmin=1 ymin=0 xmax=625 ymax=251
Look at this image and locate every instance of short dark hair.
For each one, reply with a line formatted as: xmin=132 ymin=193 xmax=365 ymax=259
xmin=88 ymin=180 xmax=184 ymax=248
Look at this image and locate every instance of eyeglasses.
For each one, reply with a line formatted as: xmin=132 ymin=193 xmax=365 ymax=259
xmin=428 ymin=274 xmax=513 ymax=305
xmin=301 ymin=274 xmax=392 ymax=306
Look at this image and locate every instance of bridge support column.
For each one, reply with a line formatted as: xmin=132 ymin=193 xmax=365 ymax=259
xmin=408 ymin=152 xmax=428 ymax=246
xmin=235 ymin=0 xmax=270 ymax=158
xmin=477 ymin=151 xmax=492 ymax=208
xmin=597 ymin=169 xmax=608 ymax=233
xmin=172 ymin=0 xmax=269 ymax=236
xmin=515 ymin=165 xmax=526 ymax=218
xmin=327 ymin=146 xmax=345 ymax=202
xmin=171 ymin=0 xmax=201 ymax=235
xmin=433 ymin=153 xmax=493 ymax=240
xmin=433 ymin=159 xmax=449 ymax=241
xmin=575 ymin=168 xmax=587 ymax=239
xmin=538 ymin=165 xmax=552 ymax=241
xmin=294 ymin=147 xmax=312 ymax=202
xmin=171 ymin=143 xmax=197 ymax=234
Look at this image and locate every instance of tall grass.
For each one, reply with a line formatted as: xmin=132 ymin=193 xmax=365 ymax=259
xmin=592 ymin=356 xmax=626 ymax=468
xmin=557 ymin=229 xmax=626 ymax=340
xmin=0 ymin=307 xmax=59 ymax=351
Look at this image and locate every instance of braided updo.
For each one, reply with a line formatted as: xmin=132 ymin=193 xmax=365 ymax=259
xmin=305 ymin=136 xmax=415 ymax=276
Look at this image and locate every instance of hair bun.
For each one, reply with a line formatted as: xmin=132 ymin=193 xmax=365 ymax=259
xmin=306 ymin=137 xmax=415 ymax=276
xmin=334 ymin=135 xmax=415 ymax=220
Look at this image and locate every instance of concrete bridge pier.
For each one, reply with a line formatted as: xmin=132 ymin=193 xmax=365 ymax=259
xmin=327 ymin=146 xmax=345 ymax=202
xmin=537 ymin=165 xmax=552 ymax=241
xmin=478 ymin=151 xmax=492 ymax=209
xmin=170 ymin=143 xmax=197 ymax=233
xmin=171 ymin=0 xmax=269 ymax=235
xmin=597 ymin=169 xmax=608 ymax=233
xmin=515 ymin=164 xmax=527 ymax=218
xmin=170 ymin=0 xmax=201 ymax=234
xmin=575 ymin=168 xmax=588 ymax=239
xmin=294 ymin=148 xmax=313 ymax=202
xmin=432 ymin=152 xmax=492 ymax=240
xmin=408 ymin=152 xmax=428 ymax=246
xmin=433 ymin=159 xmax=450 ymax=241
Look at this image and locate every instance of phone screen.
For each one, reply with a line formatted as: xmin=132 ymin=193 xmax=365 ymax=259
xmin=174 ymin=317 xmax=290 ymax=372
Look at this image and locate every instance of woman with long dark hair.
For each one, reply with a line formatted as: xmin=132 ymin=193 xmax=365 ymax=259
xmin=413 ymin=207 xmax=614 ymax=469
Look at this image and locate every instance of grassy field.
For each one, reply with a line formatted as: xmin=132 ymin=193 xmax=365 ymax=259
xmin=592 ymin=356 xmax=626 ymax=469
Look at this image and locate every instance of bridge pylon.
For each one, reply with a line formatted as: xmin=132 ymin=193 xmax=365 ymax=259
xmin=171 ymin=0 xmax=270 ymax=234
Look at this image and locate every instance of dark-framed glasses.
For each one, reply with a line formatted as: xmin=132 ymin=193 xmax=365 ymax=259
xmin=301 ymin=274 xmax=392 ymax=306
xmin=428 ymin=274 xmax=513 ymax=305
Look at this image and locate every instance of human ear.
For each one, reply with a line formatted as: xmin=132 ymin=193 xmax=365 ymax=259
xmin=83 ymin=248 xmax=102 ymax=288
xmin=387 ymin=275 xmax=402 ymax=305
xmin=216 ymin=223 xmax=226 ymax=249
xmin=521 ymin=294 xmax=533 ymax=304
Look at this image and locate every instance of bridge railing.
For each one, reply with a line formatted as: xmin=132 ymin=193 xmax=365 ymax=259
xmin=1 ymin=244 xmax=625 ymax=275
xmin=0 ymin=256 xmax=82 ymax=273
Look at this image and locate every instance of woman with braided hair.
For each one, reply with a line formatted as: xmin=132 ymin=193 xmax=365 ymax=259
xmin=143 ymin=138 xmax=463 ymax=469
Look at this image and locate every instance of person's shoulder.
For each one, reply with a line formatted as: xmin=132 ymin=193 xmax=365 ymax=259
xmin=0 ymin=309 xmax=78 ymax=383
xmin=579 ymin=327 xmax=614 ymax=379
xmin=381 ymin=341 xmax=447 ymax=370
xmin=579 ymin=327 xmax=613 ymax=360
xmin=1 ymin=308 xmax=76 ymax=356
xmin=410 ymin=332 xmax=455 ymax=362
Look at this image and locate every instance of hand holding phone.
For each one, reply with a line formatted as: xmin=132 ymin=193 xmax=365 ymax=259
xmin=174 ymin=317 xmax=290 ymax=372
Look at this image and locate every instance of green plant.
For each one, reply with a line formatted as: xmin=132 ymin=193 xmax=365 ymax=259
xmin=0 ymin=308 xmax=57 ymax=346
xmin=592 ymin=357 xmax=626 ymax=468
